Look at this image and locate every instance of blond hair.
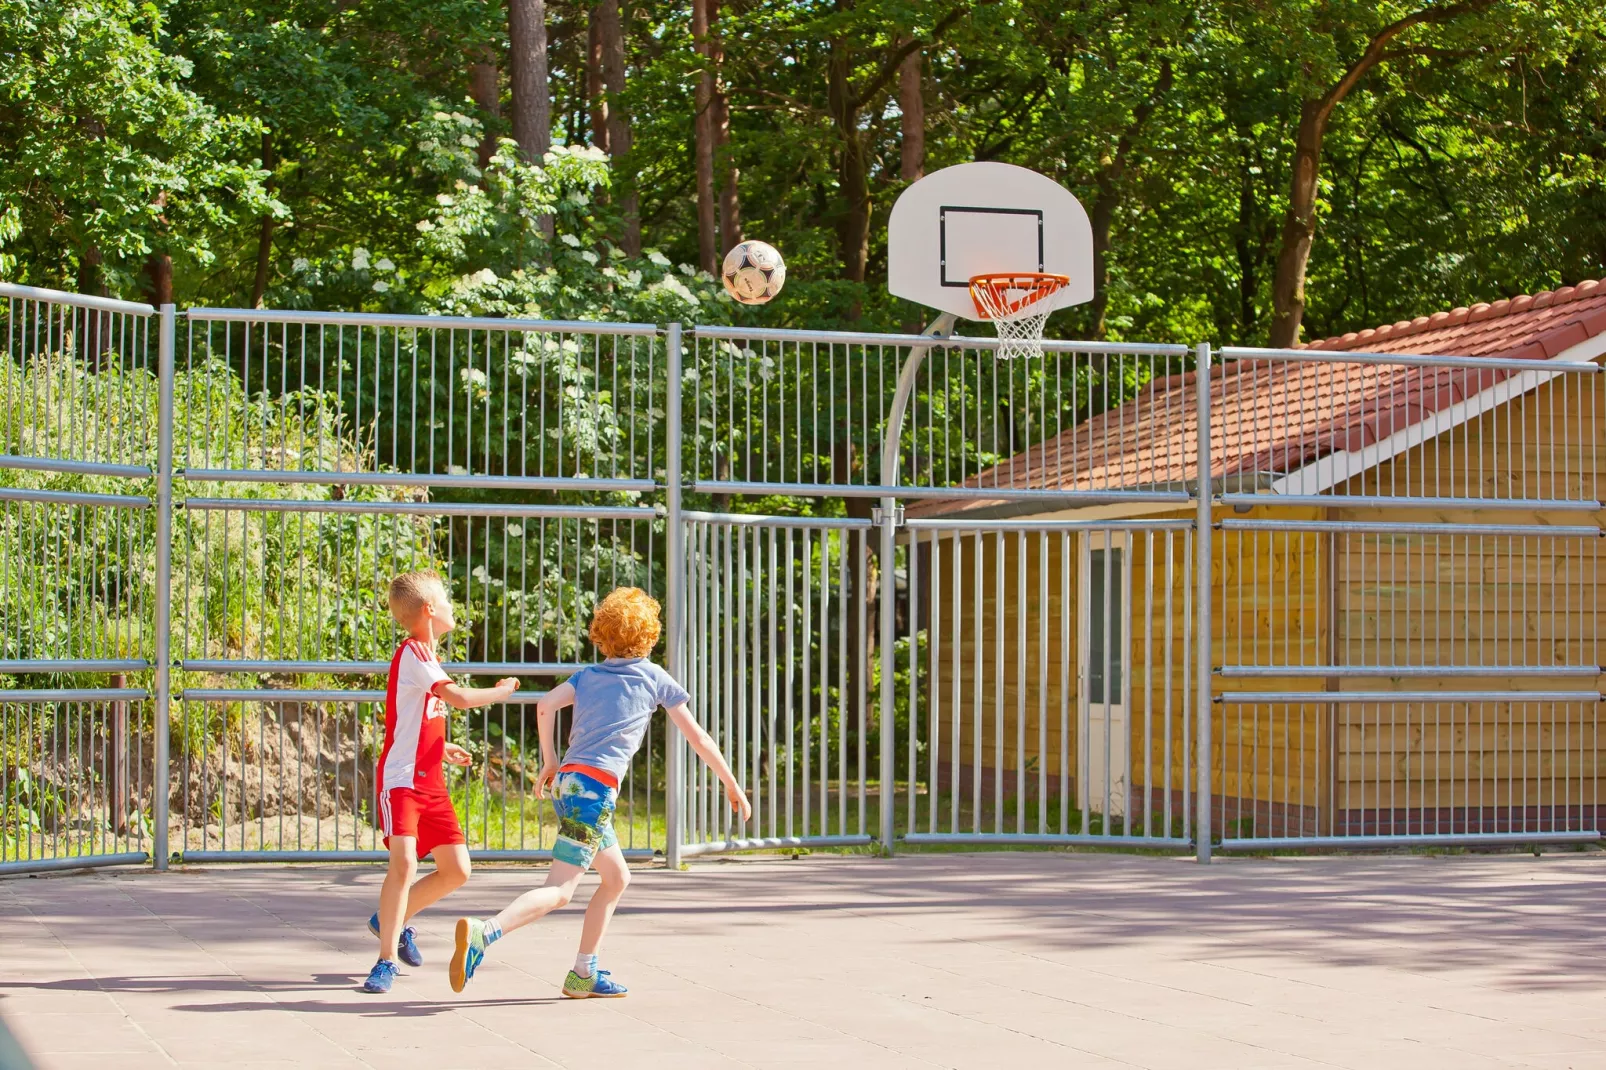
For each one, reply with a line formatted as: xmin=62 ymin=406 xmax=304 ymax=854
xmin=588 ymin=587 xmax=661 ymax=659
xmin=388 ymin=569 xmax=445 ymax=624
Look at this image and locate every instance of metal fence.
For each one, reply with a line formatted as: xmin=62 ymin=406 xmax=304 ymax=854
xmin=3 ymin=281 xmax=1602 ymax=874
xmin=1209 ymin=347 xmax=1604 ymax=852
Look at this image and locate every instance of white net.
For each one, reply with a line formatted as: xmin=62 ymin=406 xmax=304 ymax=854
xmin=969 ymin=275 xmax=1066 ymax=361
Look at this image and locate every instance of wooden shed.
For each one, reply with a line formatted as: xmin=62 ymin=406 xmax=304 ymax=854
xmin=908 ymin=281 xmax=1606 ymax=838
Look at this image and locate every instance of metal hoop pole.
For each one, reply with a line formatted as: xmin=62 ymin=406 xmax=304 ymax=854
xmin=877 ymin=313 xmax=955 ymax=854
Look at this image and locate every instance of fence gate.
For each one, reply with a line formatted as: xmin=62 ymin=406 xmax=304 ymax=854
xmin=666 ymin=325 xmax=1202 ymax=859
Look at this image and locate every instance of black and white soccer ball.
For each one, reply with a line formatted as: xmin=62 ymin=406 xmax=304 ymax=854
xmin=721 ymin=240 xmax=786 ymax=305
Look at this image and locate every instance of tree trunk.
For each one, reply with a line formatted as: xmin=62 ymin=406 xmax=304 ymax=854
xmin=587 ymin=10 xmax=609 ymax=152
xmin=899 ymin=45 xmax=924 ymax=182
xmin=508 ymin=0 xmax=551 ymax=162
xmin=596 ymin=0 xmax=640 ymax=254
xmin=709 ymin=0 xmax=741 ymax=256
xmin=251 ymin=133 xmax=276 ymax=309
xmin=1087 ymin=171 xmax=1116 ymax=340
xmin=1268 ymin=100 xmax=1325 ymax=348
xmin=714 ymin=86 xmax=741 ymax=257
xmin=827 ymin=43 xmax=870 ymax=289
xmin=468 ymin=49 xmax=502 ymax=169
xmin=77 ymin=246 xmax=109 ymax=368
xmin=145 ymin=253 xmax=173 ymax=308
xmin=691 ymin=0 xmax=718 ymax=272
xmin=76 ymin=245 xmax=104 ymax=297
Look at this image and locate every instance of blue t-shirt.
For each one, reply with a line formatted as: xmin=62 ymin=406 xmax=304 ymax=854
xmin=560 ymin=658 xmax=690 ymax=780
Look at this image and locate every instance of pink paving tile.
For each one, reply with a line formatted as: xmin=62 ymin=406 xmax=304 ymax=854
xmin=6 ymin=855 xmax=1606 ymax=1070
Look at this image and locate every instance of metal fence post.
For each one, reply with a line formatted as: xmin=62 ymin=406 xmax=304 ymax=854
xmin=663 ymin=322 xmax=685 ymax=870
xmin=153 ymin=303 xmax=176 ymax=871
xmin=1194 ymin=342 xmax=1213 ymax=864
xmin=878 ymin=497 xmax=897 ymax=855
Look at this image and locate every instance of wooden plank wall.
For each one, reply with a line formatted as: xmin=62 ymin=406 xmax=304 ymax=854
xmin=921 ymin=369 xmax=1606 ymax=830
xmin=1332 ymin=373 xmax=1606 ymax=820
xmin=1211 ymin=505 xmax=1331 ymax=833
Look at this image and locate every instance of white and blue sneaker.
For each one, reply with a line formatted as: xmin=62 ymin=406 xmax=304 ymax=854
xmin=361 ymin=959 xmax=400 ymax=994
xmin=367 ymin=912 xmax=423 ymax=968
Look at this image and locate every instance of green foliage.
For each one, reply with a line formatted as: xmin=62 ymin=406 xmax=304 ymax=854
xmin=6 ymin=0 xmax=1602 ymax=340
xmin=0 ymin=346 xmax=442 ymax=702
xmin=0 ymin=0 xmax=280 ymax=290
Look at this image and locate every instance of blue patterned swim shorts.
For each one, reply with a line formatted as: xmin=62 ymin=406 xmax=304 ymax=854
xmin=552 ymin=770 xmax=619 ymax=868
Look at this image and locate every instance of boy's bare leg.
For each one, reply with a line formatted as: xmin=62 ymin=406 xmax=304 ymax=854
xmin=399 ymin=844 xmax=471 ymax=920
xmin=377 ymin=838 xmax=418 ymax=959
xmin=490 ymin=859 xmax=587 ymax=936
xmin=578 ymin=845 xmax=630 ymax=956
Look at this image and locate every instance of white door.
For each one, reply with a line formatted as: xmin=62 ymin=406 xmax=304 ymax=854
xmin=1080 ymin=532 xmax=1131 ymax=820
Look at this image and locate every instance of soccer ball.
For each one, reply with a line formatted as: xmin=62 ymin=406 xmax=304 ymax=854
xmin=721 ymin=241 xmax=786 ymax=305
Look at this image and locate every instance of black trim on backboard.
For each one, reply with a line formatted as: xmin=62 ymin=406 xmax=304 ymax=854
xmin=938 ymin=206 xmax=1045 ymax=286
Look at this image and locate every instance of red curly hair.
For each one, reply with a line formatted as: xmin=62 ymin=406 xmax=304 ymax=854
xmin=588 ymin=587 xmax=661 ymax=659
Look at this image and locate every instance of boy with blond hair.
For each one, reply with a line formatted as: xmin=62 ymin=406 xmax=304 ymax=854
xmin=449 ymin=586 xmax=750 ymax=998
xmin=361 ymin=570 xmax=520 ymax=995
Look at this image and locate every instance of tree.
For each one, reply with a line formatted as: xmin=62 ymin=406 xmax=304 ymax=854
xmin=508 ymin=0 xmax=552 ymax=162
xmin=0 ymin=0 xmax=277 ymax=297
xmin=1250 ymin=0 xmax=1499 ymax=347
xmin=594 ymin=0 xmax=641 ymax=254
xmin=898 ymin=43 xmax=924 ymax=182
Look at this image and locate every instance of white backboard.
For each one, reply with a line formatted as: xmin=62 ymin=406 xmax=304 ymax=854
xmin=887 ymin=162 xmax=1094 ymax=320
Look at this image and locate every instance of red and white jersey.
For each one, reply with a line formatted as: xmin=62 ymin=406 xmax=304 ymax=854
xmin=379 ymin=639 xmax=453 ymax=795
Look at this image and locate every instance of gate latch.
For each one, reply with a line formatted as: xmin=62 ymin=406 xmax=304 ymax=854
xmin=871 ymin=504 xmax=906 ymax=527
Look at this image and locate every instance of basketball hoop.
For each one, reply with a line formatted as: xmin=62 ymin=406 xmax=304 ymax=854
xmin=968 ymin=272 xmax=1070 ymax=360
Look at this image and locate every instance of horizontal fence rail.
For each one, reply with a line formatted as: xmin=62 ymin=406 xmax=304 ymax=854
xmin=6 ymin=280 xmax=1605 ymax=871
xmin=2 ymin=283 xmax=158 ymax=476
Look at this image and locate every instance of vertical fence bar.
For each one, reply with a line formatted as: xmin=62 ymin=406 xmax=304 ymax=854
xmin=664 ymin=323 xmax=685 ymax=870
xmin=152 ymin=303 xmax=176 ymax=871
xmin=1195 ymin=342 xmax=1213 ymax=863
xmin=879 ymin=498 xmax=897 ymax=854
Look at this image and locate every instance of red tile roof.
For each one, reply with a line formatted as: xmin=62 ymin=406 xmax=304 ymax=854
xmin=908 ymin=281 xmax=1606 ymax=518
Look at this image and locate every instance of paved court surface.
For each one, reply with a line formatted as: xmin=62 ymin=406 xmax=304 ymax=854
xmin=4 ymin=852 xmax=1606 ymax=1069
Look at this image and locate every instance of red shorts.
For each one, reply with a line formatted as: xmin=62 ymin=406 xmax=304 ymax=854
xmin=379 ymin=788 xmax=464 ymax=859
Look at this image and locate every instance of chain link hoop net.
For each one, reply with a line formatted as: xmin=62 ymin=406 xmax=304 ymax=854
xmin=968 ymin=273 xmax=1071 ymax=360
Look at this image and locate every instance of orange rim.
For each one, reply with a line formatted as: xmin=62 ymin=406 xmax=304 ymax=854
xmin=968 ymin=272 xmax=1070 ymax=320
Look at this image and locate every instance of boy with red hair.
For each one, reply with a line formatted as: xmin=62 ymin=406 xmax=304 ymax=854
xmin=449 ymin=586 xmax=750 ymax=998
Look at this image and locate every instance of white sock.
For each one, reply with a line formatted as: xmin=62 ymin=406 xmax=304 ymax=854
xmin=574 ymin=952 xmax=597 ymax=978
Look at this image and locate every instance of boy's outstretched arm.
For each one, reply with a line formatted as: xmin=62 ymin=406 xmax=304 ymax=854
xmin=438 ymin=677 xmax=520 ymax=710
xmin=533 ymin=681 xmax=576 ymax=797
xmin=665 ymin=702 xmax=752 ymax=822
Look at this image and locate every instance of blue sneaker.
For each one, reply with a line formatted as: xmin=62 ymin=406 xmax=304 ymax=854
xmin=361 ymin=959 xmax=400 ymax=994
xmin=562 ymin=968 xmax=628 ymax=999
xmin=450 ymin=917 xmax=488 ymax=994
xmin=367 ymin=913 xmax=424 ymax=968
